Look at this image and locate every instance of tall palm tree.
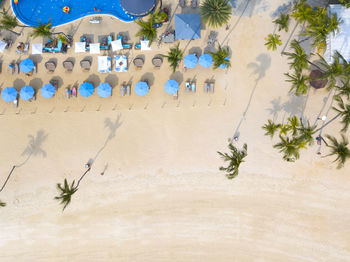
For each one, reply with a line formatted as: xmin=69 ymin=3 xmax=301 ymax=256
xmin=274 ymin=13 xmax=290 ymax=32
xmin=0 ymin=200 xmax=6 ymax=207
xmin=317 ymin=52 xmax=346 ymax=90
xmin=264 ymin=33 xmax=282 ymax=51
xmin=325 ymin=134 xmax=350 ymax=169
xmin=54 ymin=179 xmax=78 ymax=211
xmin=162 ymin=43 xmax=183 ymax=73
xmin=291 ymin=0 xmax=313 ymax=24
xmin=287 ymin=116 xmax=299 ymax=136
xmin=283 ymin=40 xmax=310 ymax=73
xmin=135 ymin=18 xmax=157 ymax=44
xmin=297 ymin=120 xmax=316 ymax=145
xmin=262 ymin=119 xmax=281 ymax=138
xmin=200 ymin=0 xmax=232 ymax=28
xmin=209 ymin=45 xmax=231 ymax=69
xmin=335 ymin=79 xmax=350 ymax=100
xmin=332 ymin=95 xmax=350 ymax=132
xmin=218 ymin=143 xmax=247 ymax=179
xmin=0 ymin=8 xmax=29 ymax=35
xmin=273 ymin=135 xmax=300 ymax=160
xmin=285 ymin=71 xmax=309 ymax=96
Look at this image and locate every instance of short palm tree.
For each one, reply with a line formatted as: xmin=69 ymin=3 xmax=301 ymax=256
xmin=332 ymin=95 xmax=350 ymax=132
xmin=162 ymin=43 xmax=183 ymax=73
xmin=262 ymin=119 xmax=281 ymax=138
xmin=135 ymin=18 xmax=157 ymax=44
xmin=274 ymin=13 xmax=290 ymax=32
xmin=325 ymin=134 xmax=350 ymax=169
xmin=297 ymin=120 xmax=316 ymax=145
xmin=30 ymin=19 xmax=54 ymax=39
xmin=285 ymin=71 xmax=309 ymax=96
xmin=287 ymin=116 xmax=299 ymax=136
xmin=291 ymin=0 xmax=313 ymax=24
xmin=283 ymin=40 xmax=310 ymax=73
xmin=209 ymin=45 xmax=231 ymax=69
xmin=264 ymin=33 xmax=282 ymax=51
xmin=54 ymin=178 xmax=78 ymax=211
xmin=0 ymin=8 xmax=29 ymax=35
xmin=200 ymin=0 xmax=232 ymax=28
xmin=0 ymin=200 xmax=6 ymax=207
xmin=274 ymin=135 xmax=300 ymax=160
xmin=218 ymin=143 xmax=247 ymax=179
xmin=279 ymin=124 xmax=290 ymax=136
xmin=335 ymin=79 xmax=350 ymax=100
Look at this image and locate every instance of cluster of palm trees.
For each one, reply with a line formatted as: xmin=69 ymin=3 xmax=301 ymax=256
xmin=0 ymin=8 xmax=68 ymax=40
xmin=218 ymin=143 xmax=247 ymax=179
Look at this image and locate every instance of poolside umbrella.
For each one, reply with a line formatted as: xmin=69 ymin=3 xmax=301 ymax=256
xmin=1 ymin=87 xmax=17 ymax=102
xmin=97 ymin=82 xmax=112 ymax=98
xmin=164 ymin=80 xmax=179 ymax=95
xmin=41 ymin=83 xmax=55 ymax=98
xmin=219 ymin=57 xmax=230 ymax=69
xmin=199 ymin=54 xmax=213 ymax=68
xmin=20 ymin=85 xmax=34 ymax=100
xmin=19 ymin=58 xmax=34 ymax=73
xmin=79 ymin=82 xmax=94 ymax=97
xmin=184 ymin=54 xmax=198 ymax=68
xmin=134 ymin=81 xmax=149 ymax=96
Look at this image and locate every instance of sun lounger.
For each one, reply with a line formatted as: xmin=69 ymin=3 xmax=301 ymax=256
xmin=8 ymin=64 xmax=14 ymax=74
xmin=180 ymin=0 xmax=186 ymax=7
xmin=52 ymin=40 xmax=62 ymax=53
xmin=191 ymin=82 xmax=196 ymax=92
xmin=152 ymin=57 xmax=163 ymax=68
xmin=126 ymin=85 xmax=131 ymax=96
xmin=65 ymin=87 xmax=71 ymax=99
xmin=209 ymin=83 xmax=215 ymax=93
xmin=14 ymin=63 xmax=19 ymax=74
xmin=134 ymin=43 xmax=141 ymax=49
xmin=133 ymin=57 xmax=144 ymax=70
xmin=72 ymin=85 xmax=77 ymax=97
xmin=185 ymin=81 xmax=191 ymax=92
xmin=120 ymin=85 xmax=126 ymax=96
xmin=173 ymin=90 xmax=178 ymax=99
xmin=45 ymin=61 xmax=56 ymax=73
xmin=33 ymin=63 xmax=37 ymax=74
xmin=13 ymin=98 xmax=18 ymax=108
xmin=63 ymin=60 xmax=74 ymax=72
xmin=191 ymin=0 xmax=198 ymax=8
xmin=80 ymin=60 xmax=91 ymax=72
xmin=204 ymin=82 xmax=210 ymax=93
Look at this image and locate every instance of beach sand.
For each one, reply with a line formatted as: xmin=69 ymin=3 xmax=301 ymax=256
xmin=0 ymin=0 xmax=350 ymax=260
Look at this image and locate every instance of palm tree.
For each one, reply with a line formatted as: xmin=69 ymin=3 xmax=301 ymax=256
xmin=279 ymin=124 xmax=290 ymax=136
xmin=332 ymin=95 xmax=350 ymax=132
xmin=0 ymin=8 xmax=29 ymax=35
xmin=264 ymin=33 xmax=282 ymax=51
xmin=30 ymin=19 xmax=54 ymax=39
xmin=325 ymin=134 xmax=350 ymax=169
xmin=335 ymin=79 xmax=350 ymax=100
xmin=274 ymin=13 xmax=290 ymax=32
xmin=54 ymin=178 xmax=78 ymax=211
xmin=283 ymin=40 xmax=310 ymax=73
xmin=274 ymin=135 xmax=300 ymax=160
xmin=287 ymin=116 xmax=299 ymax=136
xmin=218 ymin=143 xmax=247 ymax=179
xmin=297 ymin=120 xmax=316 ymax=146
xmin=262 ymin=119 xmax=281 ymax=138
xmin=285 ymin=71 xmax=309 ymax=96
xmin=135 ymin=18 xmax=157 ymax=45
xmin=209 ymin=45 xmax=231 ymax=69
xmin=162 ymin=43 xmax=183 ymax=73
xmin=0 ymin=200 xmax=6 ymax=207
xmin=200 ymin=0 xmax=232 ymax=28
xmin=291 ymin=0 xmax=313 ymax=24
xmin=340 ymin=0 xmax=350 ymax=8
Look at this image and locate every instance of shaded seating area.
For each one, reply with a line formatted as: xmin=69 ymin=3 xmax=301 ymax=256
xmin=133 ymin=57 xmax=144 ymax=70
xmin=63 ymin=60 xmax=74 ymax=72
xmin=152 ymin=57 xmax=163 ymax=68
xmin=80 ymin=59 xmax=91 ymax=72
xmin=45 ymin=61 xmax=56 ymax=73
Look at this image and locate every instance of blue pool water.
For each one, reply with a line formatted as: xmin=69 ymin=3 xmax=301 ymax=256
xmin=12 ymin=0 xmax=136 ymax=27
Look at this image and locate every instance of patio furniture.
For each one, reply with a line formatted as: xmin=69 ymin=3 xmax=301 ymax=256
xmin=133 ymin=57 xmax=144 ymax=70
xmin=117 ymin=34 xmax=132 ymax=49
xmin=114 ymin=55 xmax=128 ymax=72
xmin=180 ymin=0 xmax=186 ymax=7
xmin=173 ymin=90 xmax=178 ymax=99
xmin=98 ymin=56 xmax=111 ymax=73
xmin=209 ymin=83 xmax=215 ymax=93
xmin=120 ymin=83 xmax=130 ymax=96
xmin=8 ymin=64 xmax=14 ymax=74
xmin=185 ymin=81 xmax=191 ymax=92
xmin=152 ymin=57 xmax=163 ymax=68
xmin=80 ymin=60 xmax=91 ymax=72
xmin=161 ymin=31 xmax=175 ymax=43
xmin=63 ymin=61 xmax=74 ymax=72
xmin=14 ymin=63 xmax=19 ymax=74
xmin=207 ymin=31 xmax=217 ymax=47
xmin=45 ymin=61 xmax=56 ymax=73
xmin=204 ymin=82 xmax=210 ymax=93
xmin=120 ymin=85 xmax=126 ymax=96
xmin=191 ymin=0 xmax=198 ymax=8
xmin=72 ymin=85 xmax=77 ymax=97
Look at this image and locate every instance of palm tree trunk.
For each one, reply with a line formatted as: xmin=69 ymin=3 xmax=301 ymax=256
xmin=8 ymin=29 xmax=20 ymax=36
xmin=0 ymin=166 xmax=16 ymax=192
xmin=76 ymin=167 xmax=91 ymax=188
xmin=315 ymin=112 xmax=341 ymax=133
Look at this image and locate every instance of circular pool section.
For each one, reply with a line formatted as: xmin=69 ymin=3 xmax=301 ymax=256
xmin=11 ymin=0 xmax=147 ymax=26
xmin=120 ymin=0 xmax=156 ymax=16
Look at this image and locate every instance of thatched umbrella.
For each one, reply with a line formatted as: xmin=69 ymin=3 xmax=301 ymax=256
xmin=309 ymin=69 xmax=327 ymax=89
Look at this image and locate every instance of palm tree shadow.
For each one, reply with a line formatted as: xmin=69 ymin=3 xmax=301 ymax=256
xmin=231 ymin=54 xmax=271 ymax=141
xmin=267 ymin=97 xmax=283 ymax=121
xmin=89 ymin=114 xmax=123 ymax=165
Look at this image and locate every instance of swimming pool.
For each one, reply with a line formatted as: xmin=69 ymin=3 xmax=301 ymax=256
xmin=12 ymin=0 xmax=137 ymax=27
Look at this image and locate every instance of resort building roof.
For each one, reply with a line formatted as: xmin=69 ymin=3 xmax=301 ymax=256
xmin=120 ymin=0 xmax=156 ymax=16
xmin=325 ymin=4 xmax=350 ymax=63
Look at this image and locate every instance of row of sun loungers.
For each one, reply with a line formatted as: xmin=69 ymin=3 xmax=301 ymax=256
xmin=180 ymin=0 xmax=198 ymax=8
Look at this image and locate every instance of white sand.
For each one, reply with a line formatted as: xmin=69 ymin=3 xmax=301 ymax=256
xmin=0 ymin=0 xmax=350 ymax=260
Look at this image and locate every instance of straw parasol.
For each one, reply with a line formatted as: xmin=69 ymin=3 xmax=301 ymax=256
xmin=309 ymin=69 xmax=327 ymax=89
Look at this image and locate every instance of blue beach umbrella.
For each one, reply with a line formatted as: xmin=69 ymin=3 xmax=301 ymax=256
xmin=41 ymin=83 xmax=55 ymax=98
xmin=97 ymin=83 xmax=112 ymax=98
xmin=134 ymin=81 xmax=149 ymax=96
xmin=20 ymin=85 xmax=34 ymax=100
xmin=1 ymin=87 xmax=17 ymax=102
xmin=79 ymin=82 xmax=94 ymax=97
xmin=199 ymin=54 xmax=213 ymax=68
xmin=219 ymin=57 xmax=230 ymax=69
xmin=19 ymin=58 xmax=34 ymax=73
xmin=164 ymin=80 xmax=179 ymax=95
xmin=184 ymin=54 xmax=198 ymax=69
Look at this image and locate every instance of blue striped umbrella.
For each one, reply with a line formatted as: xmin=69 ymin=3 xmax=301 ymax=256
xmin=79 ymin=82 xmax=94 ymax=97
xmin=164 ymin=80 xmax=179 ymax=95
xmin=19 ymin=58 xmax=34 ymax=73
xmin=134 ymin=81 xmax=149 ymax=96
xmin=41 ymin=83 xmax=55 ymax=98
xmin=20 ymin=85 xmax=34 ymax=100
xmin=1 ymin=87 xmax=17 ymax=102
xmin=184 ymin=54 xmax=198 ymax=68
xmin=219 ymin=57 xmax=230 ymax=69
xmin=97 ymin=83 xmax=112 ymax=98
xmin=199 ymin=53 xmax=213 ymax=68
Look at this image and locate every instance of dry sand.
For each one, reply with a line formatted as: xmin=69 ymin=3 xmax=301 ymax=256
xmin=0 ymin=0 xmax=350 ymax=261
